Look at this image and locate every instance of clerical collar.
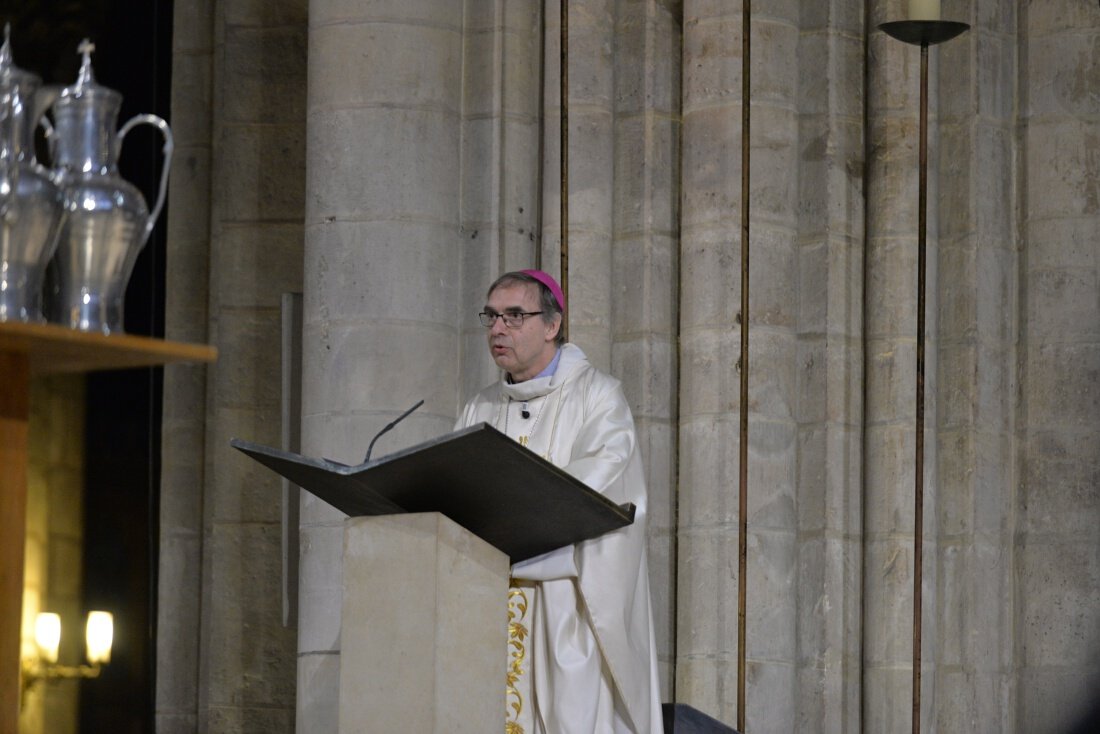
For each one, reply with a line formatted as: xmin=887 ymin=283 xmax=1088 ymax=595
xmin=507 ymin=348 xmax=561 ymax=384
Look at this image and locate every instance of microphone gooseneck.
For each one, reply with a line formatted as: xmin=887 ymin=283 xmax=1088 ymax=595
xmin=364 ymin=399 xmax=425 ymax=462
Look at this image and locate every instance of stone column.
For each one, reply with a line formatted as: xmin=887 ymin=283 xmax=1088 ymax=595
xmin=931 ymin=1 xmax=1018 ymax=730
xmin=162 ymin=0 xmax=307 ymax=731
xmin=793 ymin=1 xmax=865 ymax=730
xmin=541 ymin=0 xmax=617 ymax=369
xmin=677 ymin=1 xmax=744 ymax=721
xmin=1017 ymin=2 xmax=1100 ymax=730
xmin=677 ymin=1 xmax=803 ymax=727
xmin=610 ymin=0 xmax=681 ymax=696
xmin=298 ymin=1 xmax=465 ymax=729
xmin=863 ymin=0 xmax=940 ymax=729
xmin=158 ymin=1 xmax=214 ymax=730
xmin=459 ymin=0 xmax=544 ymax=399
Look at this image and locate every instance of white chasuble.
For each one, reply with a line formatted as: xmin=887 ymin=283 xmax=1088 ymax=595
xmin=456 ymin=344 xmax=663 ymax=734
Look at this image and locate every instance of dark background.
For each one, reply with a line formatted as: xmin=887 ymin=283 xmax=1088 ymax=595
xmin=2 ymin=1 xmax=173 ymax=731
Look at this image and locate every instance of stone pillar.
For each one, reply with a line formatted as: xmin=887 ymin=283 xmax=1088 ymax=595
xmin=459 ymin=0 xmax=544 ymax=399
xmin=610 ymin=0 xmax=681 ymax=697
xmin=677 ymin=1 xmax=803 ymax=727
xmin=677 ymin=1 xmax=744 ymax=722
xmin=158 ymin=1 xmax=214 ymax=731
xmin=542 ymin=0 xmax=617 ymax=369
xmin=864 ymin=0 xmax=940 ymax=729
xmin=1017 ymin=2 xmax=1100 ymax=730
xmin=794 ymin=1 xmax=866 ymax=730
xmin=931 ymin=1 xmax=1018 ymax=730
xmin=299 ymin=1 xmax=465 ymax=729
xmin=161 ymin=0 xmax=307 ymax=731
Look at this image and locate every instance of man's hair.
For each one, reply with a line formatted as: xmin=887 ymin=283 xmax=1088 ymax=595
xmin=487 ymin=271 xmax=565 ymax=346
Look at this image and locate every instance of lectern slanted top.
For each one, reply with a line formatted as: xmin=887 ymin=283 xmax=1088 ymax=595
xmin=231 ymin=422 xmax=635 ymax=562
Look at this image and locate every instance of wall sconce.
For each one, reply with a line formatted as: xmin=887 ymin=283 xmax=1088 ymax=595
xmin=21 ymin=611 xmax=113 ymax=700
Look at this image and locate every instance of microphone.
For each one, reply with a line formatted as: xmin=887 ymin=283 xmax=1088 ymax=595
xmin=364 ymin=399 xmax=424 ymax=463
xmin=521 ymin=401 xmax=530 ymax=419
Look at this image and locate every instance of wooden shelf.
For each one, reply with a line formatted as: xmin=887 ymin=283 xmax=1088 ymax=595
xmin=0 ymin=320 xmax=216 ymax=730
xmin=0 ymin=321 xmax=217 ymax=374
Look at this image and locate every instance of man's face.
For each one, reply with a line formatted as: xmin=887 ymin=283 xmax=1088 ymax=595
xmin=485 ymin=282 xmax=561 ymax=382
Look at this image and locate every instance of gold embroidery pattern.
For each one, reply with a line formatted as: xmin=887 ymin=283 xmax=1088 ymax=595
xmin=506 ymin=587 xmax=529 ymax=734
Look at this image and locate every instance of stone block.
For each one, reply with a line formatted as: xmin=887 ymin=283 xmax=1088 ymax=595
xmin=676 ymin=417 xmax=739 ymax=527
xmin=210 ymin=406 xmax=287 ymax=524
xmin=864 ymin=337 xmax=918 ymax=425
xmin=568 ymin=110 xmax=615 ymax=228
xmin=169 ymin=55 xmax=213 ymax=146
xmin=305 ymin=106 xmax=459 ymax=223
xmin=866 ymin=247 xmax=922 ymax=340
xmin=224 ymin=0 xmax=307 ymax=26
xmin=680 ymin=226 xmax=740 ymax=328
xmin=680 ymin=114 xmax=741 ymax=229
xmin=224 ymin=25 xmax=307 ymax=124
xmin=211 ymin=313 xmax=282 ymax=411
xmin=1026 ymin=120 xmax=1100 ymax=219
xmin=299 ymin=320 xmax=458 ymax=417
xmin=205 ymin=522 xmax=297 ymax=706
xmin=1026 ymin=216 xmax=1099 ymax=271
xmin=304 ymin=219 xmax=458 ymax=323
xmin=216 ymin=223 xmax=304 ymax=310
xmin=1020 ymin=539 xmax=1100 ymax=668
xmin=217 ymin=121 xmax=306 ymax=222
xmin=746 ymin=226 xmax=797 ymax=328
xmin=156 ymin=531 xmax=202 ymax=706
xmin=1021 ymin=428 xmax=1100 ymax=536
xmin=614 ymin=117 xmax=679 ymax=235
xmin=681 ymin=15 xmax=742 ymax=113
xmin=1017 ymin=667 xmax=1099 ymax=734
xmin=308 ymin=0 xmax=462 ymax=29
xmin=611 ymin=235 xmax=677 ymax=338
xmin=1029 ymin=267 xmax=1100 ymax=343
xmin=1026 ymin=342 xmax=1100 ymax=428
xmin=744 ymin=659 xmax=796 ymax=733
xmin=745 ymin=530 xmax=797 ymax=661
xmin=339 ymin=514 xmax=508 ymax=733
xmin=567 ymin=0 xmax=615 ymax=107
xmin=675 ymin=528 xmax=739 ymax=657
xmin=674 ymin=656 xmax=737 ymax=729
xmin=309 ymin=22 xmax=461 ymax=112
xmin=611 ymin=337 xmax=674 ymax=420
xmin=1026 ymin=31 xmax=1100 ymax=119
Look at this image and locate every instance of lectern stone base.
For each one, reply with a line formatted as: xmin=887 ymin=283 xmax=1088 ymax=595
xmin=339 ymin=513 xmax=509 ymax=733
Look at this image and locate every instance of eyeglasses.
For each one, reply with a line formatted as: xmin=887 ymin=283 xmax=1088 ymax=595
xmin=478 ymin=311 xmax=544 ymax=328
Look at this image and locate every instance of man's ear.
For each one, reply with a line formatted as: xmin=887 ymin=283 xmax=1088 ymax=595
xmin=546 ymin=313 xmax=562 ymax=342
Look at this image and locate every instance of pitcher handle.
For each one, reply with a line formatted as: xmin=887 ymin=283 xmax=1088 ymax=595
xmin=118 ymin=113 xmax=174 ymax=242
xmin=37 ymin=117 xmax=55 ymax=163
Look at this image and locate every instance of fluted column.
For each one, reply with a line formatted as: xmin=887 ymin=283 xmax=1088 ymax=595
xmin=298 ymin=2 xmax=466 ymax=730
xmin=677 ymin=1 xmax=803 ymax=728
xmin=793 ymin=1 xmax=866 ymax=730
xmin=1016 ymin=2 xmax=1100 ymax=730
xmin=931 ymin=1 xmax=1018 ymax=730
xmin=610 ymin=0 xmax=681 ymax=696
xmin=863 ymin=1 xmax=939 ymax=729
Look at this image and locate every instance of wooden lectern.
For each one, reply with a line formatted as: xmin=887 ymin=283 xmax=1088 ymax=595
xmin=233 ymin=424 xmax=635 ymax=732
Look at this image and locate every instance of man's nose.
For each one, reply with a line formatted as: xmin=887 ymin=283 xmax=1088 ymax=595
xmin=489 ymin=316 xmax=508 ymax=335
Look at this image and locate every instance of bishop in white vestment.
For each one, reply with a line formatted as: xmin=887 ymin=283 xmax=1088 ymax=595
xmin=456 ymin=270 xmax=663 ymax=734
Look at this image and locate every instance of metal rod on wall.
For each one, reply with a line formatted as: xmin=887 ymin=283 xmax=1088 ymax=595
xmin=559 ymin=0 xmax=569 ymax=341
xmin=879 ymin=18 xmax=968 ymax=734
xmin=912 ymin=40 xmax=928 ymax=734
xmin=737 ymin=0 xmax=751 ymax=731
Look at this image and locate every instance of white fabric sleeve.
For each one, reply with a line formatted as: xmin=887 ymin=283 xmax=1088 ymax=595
xmin=509 ymin=544 xmax=578 ymax=581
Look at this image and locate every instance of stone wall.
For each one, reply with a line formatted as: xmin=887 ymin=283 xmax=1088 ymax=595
xmin=159 ymin=0 xmax=1100 ymax=731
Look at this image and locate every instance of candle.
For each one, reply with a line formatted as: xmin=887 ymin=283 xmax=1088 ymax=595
xmin=908 ymin=0 xmax=940 ymax=20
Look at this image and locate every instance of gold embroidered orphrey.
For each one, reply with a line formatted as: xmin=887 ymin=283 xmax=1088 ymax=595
xmin=506 ymin=587 xmax=530 ymax=734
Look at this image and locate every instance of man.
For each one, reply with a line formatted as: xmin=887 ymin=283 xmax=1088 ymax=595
xmin=455 ymin=270 xmax=663 ymax=734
